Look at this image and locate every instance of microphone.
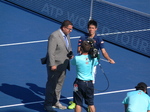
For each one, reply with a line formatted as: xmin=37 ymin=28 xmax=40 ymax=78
xmin=87 ymin=38 xmax=95 ymax=44
xmin=67 ymin=51 xmax=73 ymax=58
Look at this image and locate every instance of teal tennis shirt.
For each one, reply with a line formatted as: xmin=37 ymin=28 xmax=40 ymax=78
xmin=122 ymin=90 xmax=150 ymax=112
xmin=71 ymin=54 xmax=98 ymax=81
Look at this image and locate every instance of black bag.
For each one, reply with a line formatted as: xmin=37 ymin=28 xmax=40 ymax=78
xmin=41 ymin=57 xmax=47 ymax=64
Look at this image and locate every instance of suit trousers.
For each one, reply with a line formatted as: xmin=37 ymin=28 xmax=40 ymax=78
xmin=44 ymin=65 xmax=66 ymax=106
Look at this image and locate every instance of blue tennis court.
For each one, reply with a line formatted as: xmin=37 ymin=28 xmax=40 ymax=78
xmin=0 ymin=1 xmax=150 ymax=112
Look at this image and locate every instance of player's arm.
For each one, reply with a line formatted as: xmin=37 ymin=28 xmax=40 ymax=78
xmin=101 ymin=48 xmax=115 ymax=64
xmin=99 ymin=38 xmax=115 ymax=64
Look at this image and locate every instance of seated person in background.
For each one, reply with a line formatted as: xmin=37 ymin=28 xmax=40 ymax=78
xmin=122 ymin=82 xmax=150 ymax=112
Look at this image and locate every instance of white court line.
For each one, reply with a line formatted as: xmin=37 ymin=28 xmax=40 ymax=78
xmin=97 ymin=28 xmax=150 ymax=36
xmin=1 ymin=27 xmax=150 ymax=47
xmin=0 ymin=36 xmax=107 ymax=62
xmin=0 ymin=36 xmax=80 ymax=47
xmin=0 ymin=36 xmax=108 ymax=62
xmin=0 ymin=87 xmax=150 ymax=109
xmin=1 ymin=28 xmax=150 ymax=47
xmin=0 ymin=40 xmax=48 ymax=47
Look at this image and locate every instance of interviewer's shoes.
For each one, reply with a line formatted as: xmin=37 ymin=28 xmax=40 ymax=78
xmin=44 ymin=106 xmax=57 ymax=112
xmin=52 ymin=103 xmax=67 ymax=110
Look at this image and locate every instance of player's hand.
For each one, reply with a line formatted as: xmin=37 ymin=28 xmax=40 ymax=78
xmin=108 ymin=59 xmax=115 ymax=64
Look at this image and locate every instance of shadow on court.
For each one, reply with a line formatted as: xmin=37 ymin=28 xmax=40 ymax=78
xmin=0 ymin=83 xmax=73 ymax=112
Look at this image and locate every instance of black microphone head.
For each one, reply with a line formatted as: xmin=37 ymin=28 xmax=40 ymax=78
xmin=87 ymin=38 xmax=94 ymax=44
xmin=67 ymin=51 xmax=73 ymax=58
xmin=69 ymin=51 xmax=73 ymax=55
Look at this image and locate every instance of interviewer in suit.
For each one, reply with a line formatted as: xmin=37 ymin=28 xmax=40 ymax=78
xmin=44 ymin=20 xmax=73 ymax=112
